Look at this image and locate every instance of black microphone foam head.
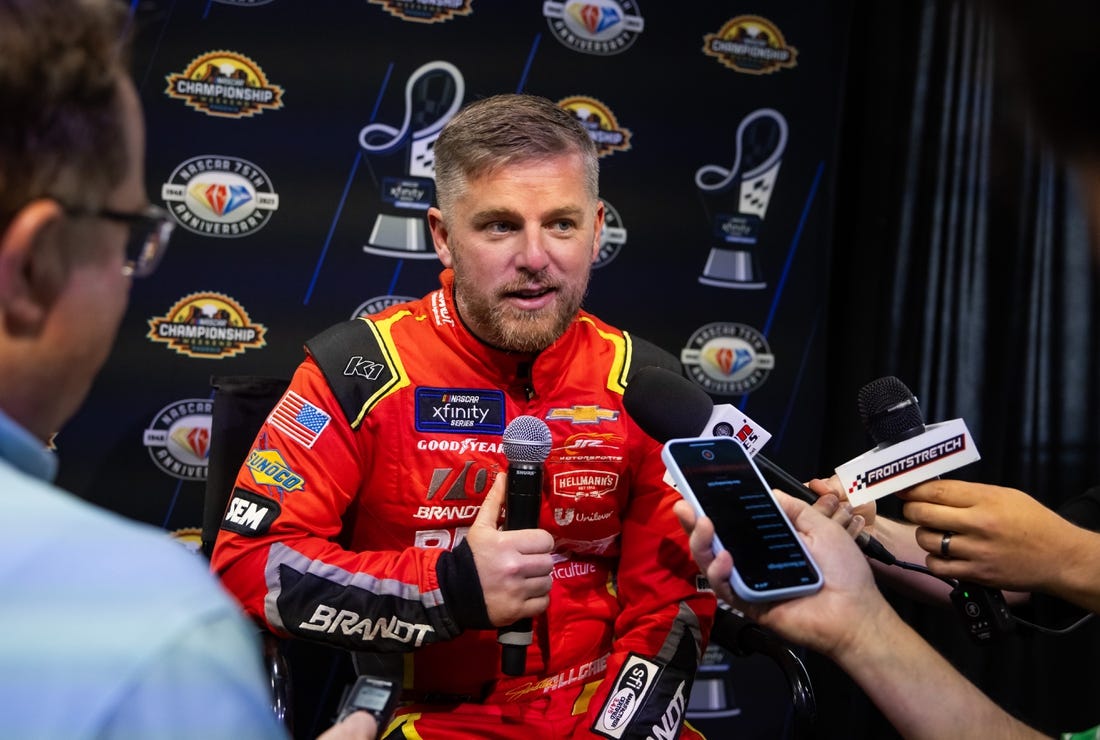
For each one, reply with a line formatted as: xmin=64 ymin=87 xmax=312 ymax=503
xmin=502 ymin=415 xmax=552 ymax=463
xmin=622 ymin=365 xmax=714 ymax=442
xmin=857 ymin=376 xmax=925 ymax=444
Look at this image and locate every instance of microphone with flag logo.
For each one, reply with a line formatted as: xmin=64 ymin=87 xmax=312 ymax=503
xmin=835 ymin=376 xmax=980 ymax=506
xmin=498 ymin=415 xmax=552 ymax=676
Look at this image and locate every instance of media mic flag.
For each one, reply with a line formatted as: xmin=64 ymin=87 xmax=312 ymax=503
xmin=624 ymin=365 xmax=897 ymax=565
xmin=835 ymin=376 xmax=980 ymax=506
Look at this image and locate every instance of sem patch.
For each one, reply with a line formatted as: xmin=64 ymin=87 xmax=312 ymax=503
xmin=147 ymin=292 xmax=267 ymax=359
xmin=142 ymin=399 xmax=213 ymax=481
xmin=161 ymin=155 xmax=279 ymax=238
xmin=221 ymin=488 xmax=281 ymax=536
xmin=544 ymin=0 xmax=645 ymax=56
xmin=165 ymin=50 xmax=284 ymax=117
xmin=415 ymin=388 xmax=505 ymax=435
xmin=680 ymin=322 xmax=775 ymax=396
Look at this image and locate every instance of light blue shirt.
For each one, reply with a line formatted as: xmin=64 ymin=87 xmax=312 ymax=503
xmin=0 ymin=408 xmax=288 ymax=739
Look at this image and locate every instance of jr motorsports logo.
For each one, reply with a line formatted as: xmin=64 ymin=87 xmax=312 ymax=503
xmin=147 ymin=292 xmax=267 ymax=359
xmin=368 ymin=0 xmax=472 ymax=23
xmin=681 ymin=322 xmax=775 ymax=395
xmin=143 ymin=399 xmax=212 ymax=481
xmin=702 ymin=15 xmax=798 ymax=75
xmin=162 ymin=155 xmax=279 ymax=237
xmin=558 ymin=96 xmax=631 ymax=158
xmin=165 ymin=50 xmax=284 ymax=117
xmin=544 ymin=0 xmax=645 ymax=56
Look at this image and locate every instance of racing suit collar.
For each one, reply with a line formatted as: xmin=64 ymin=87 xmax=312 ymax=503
xmin=435 ymin=268 xmax=582 ymax=400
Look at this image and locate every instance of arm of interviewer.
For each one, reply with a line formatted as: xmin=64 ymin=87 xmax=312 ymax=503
xmin=900 ymin=479 xmax=1100 ymax=613
xmin=673 ymin=494 xmax=1047 ymax=740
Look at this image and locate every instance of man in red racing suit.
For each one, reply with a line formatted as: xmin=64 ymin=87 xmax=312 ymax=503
xmin=212 ymin=94 xmax=716 ymax=739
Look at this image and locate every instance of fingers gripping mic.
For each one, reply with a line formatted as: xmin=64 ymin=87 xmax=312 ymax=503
xmin=836 ymin=376 xmax=980 ymax=506
xmin=623 ymin=366 xmax=895 ymax=565
xmin=499 ymin=415 xmax=551 ymax=676
xmin=857 ymin=377 xmax=1010 ymax=642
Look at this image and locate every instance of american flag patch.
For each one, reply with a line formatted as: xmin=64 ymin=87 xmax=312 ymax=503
xmin=268 ymin=391 xmax=331 ymax=448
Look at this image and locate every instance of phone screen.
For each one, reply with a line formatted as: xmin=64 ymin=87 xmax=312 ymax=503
xmin=667 ymin=438 xmax=820 ymax=593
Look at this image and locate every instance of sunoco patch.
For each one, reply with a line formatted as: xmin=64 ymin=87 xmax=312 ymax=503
xmin=147 ymin=292 xmax=267 ymax=359
xmin=415 ymin=388 xmax=505 ymax=435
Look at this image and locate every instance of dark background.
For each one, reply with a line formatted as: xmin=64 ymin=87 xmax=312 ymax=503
xmin=55 ymin=1 xmax=1100 ymax=737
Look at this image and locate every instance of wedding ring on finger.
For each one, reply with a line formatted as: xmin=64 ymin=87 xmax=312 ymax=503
xmin=940 ymin=530 xmax=954 ymax=558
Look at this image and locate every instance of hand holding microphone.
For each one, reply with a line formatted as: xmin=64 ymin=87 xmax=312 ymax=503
xmin=496 ymin=415 xmax=553 ymax=676
xmin=464 ymin=416 xmax=553 ymax=676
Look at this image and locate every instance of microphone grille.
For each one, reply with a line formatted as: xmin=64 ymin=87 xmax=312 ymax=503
xmin=502 ymin=415 xmax=552 ymax=463
xmin=857 ymin=376 xmax=925 ymax=444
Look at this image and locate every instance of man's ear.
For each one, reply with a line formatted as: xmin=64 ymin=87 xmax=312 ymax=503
xmin=427 ymin=207 xmax=454 ymax=267
xmin=0 ymin=199 xmax=68 ymax=336
xmin=590 ymin=199 xmax=606 ymax=264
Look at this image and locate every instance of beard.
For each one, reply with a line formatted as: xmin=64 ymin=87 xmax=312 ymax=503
xmin=452 ymin=258 xmax=590 ymax=353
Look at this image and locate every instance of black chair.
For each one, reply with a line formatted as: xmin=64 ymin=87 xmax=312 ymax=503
xmin=201 ymin=375 xmax=295 ymax=729
xmin=201 ymin=374 xmax=817 ymax=738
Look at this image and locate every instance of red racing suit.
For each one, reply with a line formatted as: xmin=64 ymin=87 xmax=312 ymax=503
xmin=212 ymin=269 xmax=716 ymax=738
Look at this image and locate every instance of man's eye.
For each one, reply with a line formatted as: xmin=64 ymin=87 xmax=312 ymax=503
xmin=487 ymin=222 xmax=513 ymax=233
xmin=552 ymin=220 xmax=574 ymax=232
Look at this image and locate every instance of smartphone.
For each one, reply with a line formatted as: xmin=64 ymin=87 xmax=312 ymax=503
xmin=662 ymin=436 xmax=823 ymax=602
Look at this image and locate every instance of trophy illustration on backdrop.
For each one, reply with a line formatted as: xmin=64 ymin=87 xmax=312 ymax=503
xmin=359 ymin=60 xmax=465 ymax=258
xmin=693 ymin=108 xmax=788 ymax=289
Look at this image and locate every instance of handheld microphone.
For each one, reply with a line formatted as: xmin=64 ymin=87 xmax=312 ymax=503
xmin=855 ymin=376 xmax=1011 ymax=643
xmin=622 ymin=366 xmax=896 ymax=565
xmin=498 ymin=415 xmax=552 ymax=676
xmin=835 ymin=377 xmax=980 ymax=507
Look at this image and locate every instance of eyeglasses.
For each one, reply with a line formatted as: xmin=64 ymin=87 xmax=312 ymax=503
xmin=61 ymin=203 xmax=174 ymax=278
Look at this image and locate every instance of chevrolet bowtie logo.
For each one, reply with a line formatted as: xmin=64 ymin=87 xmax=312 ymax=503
xmin=545 ymin=406 xmax=619 ymax=424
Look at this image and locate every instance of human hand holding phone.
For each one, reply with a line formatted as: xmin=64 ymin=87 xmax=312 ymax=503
xmin=662 ymin=436 xmax=823 ymax=602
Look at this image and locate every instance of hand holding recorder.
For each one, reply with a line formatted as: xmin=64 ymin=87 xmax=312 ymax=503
xmin=662 ymin=436 xmax=823 ymax=602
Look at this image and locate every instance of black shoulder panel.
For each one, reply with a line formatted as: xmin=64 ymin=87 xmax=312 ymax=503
xmin=305 ymin=318 xmax=406 ymax=430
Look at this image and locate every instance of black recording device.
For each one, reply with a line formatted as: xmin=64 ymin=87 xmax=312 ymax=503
xmin=663 ymin=436 xmax=823 ymax=602
xmin=335 ymin=674 xmax=400 ymax=727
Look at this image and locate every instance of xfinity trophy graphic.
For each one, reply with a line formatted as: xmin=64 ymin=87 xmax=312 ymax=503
xmin=359 ymin=60 xmax=465 ymax=259
xmin=694 ymin=108 xmax=787 ymax=289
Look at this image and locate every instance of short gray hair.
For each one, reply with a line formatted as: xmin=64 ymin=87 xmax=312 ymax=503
xmin=432 ymin=93 xmax=599 ymax=214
